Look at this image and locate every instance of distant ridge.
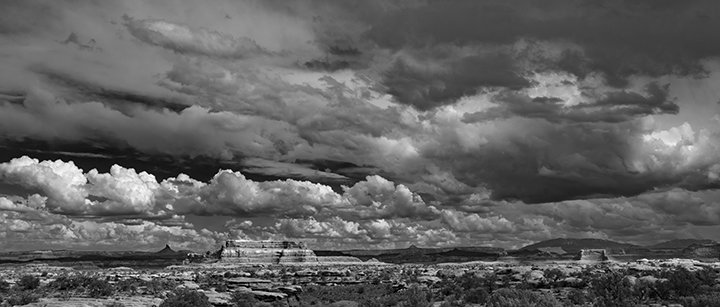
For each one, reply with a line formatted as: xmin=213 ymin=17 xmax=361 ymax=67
xmin=649 ymin=239 xmax=718 ymax=249
xmin=519 ymin=238 xmax=639 ymax=253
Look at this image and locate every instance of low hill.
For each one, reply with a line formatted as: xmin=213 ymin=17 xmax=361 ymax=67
xmin=519 ymin=238 xmax=639 ymax=253
xmin=648 ymin=239 xmax=718 ymax=249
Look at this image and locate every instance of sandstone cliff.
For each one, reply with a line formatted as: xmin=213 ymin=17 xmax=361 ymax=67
xmin=574 ymin=249 xmax=610 ymax=262
xmin=220 ymin=240 xmax=319 ymax=264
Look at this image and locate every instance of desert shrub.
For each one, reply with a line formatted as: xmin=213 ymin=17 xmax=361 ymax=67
xmin=16 ymin=275 xmax=40 ymax=290
xmin=566 ymin=288 xmax=591 ymax=305
xmin=397 ymin=285 xmax=433 ymax=307
xmin=4 ymin=290 xmax=40 ymax=305
xmin=359 ymin=299 xmax=383 ymax=307
xmin=589 ymin=271 xmax=636 ymax=307
xmin=116 ymin=278 xmax=140 ymax=294
xmin=486 ymin=288 xmax=562 ymax=307
xmin=48 ymin=274 xmax=96 ymax=291
xmin=105 ymin=301 xmax=126 ymax=307
xmin=159 ymin=288 xmax=213 ymax=307
xmin=197 ymin=273 xmax=227 ymax=291
xmin=655 ymin=266 xmax=717 ymax=300
xmin=436 ymin=272 xmax=496 ymax=302
xmin=439 ymin=297 xmax=465 ymax=307
xmin=302 ymin=284 xmax=393 ymax=304
xmin=544 ymin=268 xmax=564 ymax=286
xmin=145 ymin=278 xmax=179 ymax=295
xmin=0 ymin=279 xmax=9 ymax=292
xmin=678 ymin=293 xmax=720 ymax=307
xmin=463 ymin=287 xmax=489 ymax=304
xmin=230 ymin=291 xmax=258 ymax=307
xmin=87 ymin=278 xmax=114 ymax=298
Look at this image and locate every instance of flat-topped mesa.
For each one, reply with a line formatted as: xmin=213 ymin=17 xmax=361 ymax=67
xmin=575 ymin=249 xmax=610 ymax=262
xmin=225 ymin=240 xmax=307 ymax=250
xmin=220 ymin=240 xmax=318 ymax=264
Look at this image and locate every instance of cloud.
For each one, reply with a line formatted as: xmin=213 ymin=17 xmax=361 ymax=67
xmin=2 ymin=0 xmax=720 ymax=250
xmin=0 ymin=156 xmax=89 ymax=212
xmin=0 ymin=209 xmax=224 ymax=251
xmin=379 ymin=52 xmax=530 ymax=110
xmin=422 ymin=108 xmax=720 ymax=203
xmin=85 ymin=165 xmax=161 ymax=215
xmin=440 ymin=209 xmax=515 ymax=233
xmin=341 ymin=175 xmax=440 ymax=220
xmin=364 ymin=0 xmax=720 ymax=87
xmin=463 ymin=82 xmax=678 ymax=124
xmin=163 ymin=170 xmax=346 ymax=218
xmin=0 ymin=88 xmax=302 ymax=159
xmin=123 ymin=15 xmax=270 ymax=59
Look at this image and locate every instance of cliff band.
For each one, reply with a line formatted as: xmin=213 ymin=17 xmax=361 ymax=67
xmin=220 ymin=240 xmax=319 ymax=264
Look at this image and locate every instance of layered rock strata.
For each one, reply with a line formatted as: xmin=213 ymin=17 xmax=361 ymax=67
xmin=575 ymin=249 xmax=610 ymax=262
xmin=220 ymin=240 xmax=319 ymax=264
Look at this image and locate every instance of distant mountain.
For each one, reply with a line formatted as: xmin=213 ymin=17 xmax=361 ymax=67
xmin=520 ymin=238 xmax=639 ymax=253
xmin=155 ymin=244 xmax=191 ymax=256
xmin=650 ymin=239 xmax=718 ymax=250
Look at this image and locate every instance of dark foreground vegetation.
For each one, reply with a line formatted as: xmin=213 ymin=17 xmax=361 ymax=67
xmin=0 ymin=265 xmax=719 ymax=306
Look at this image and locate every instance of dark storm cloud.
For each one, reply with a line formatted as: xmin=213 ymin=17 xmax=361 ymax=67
xmin=423 ymin=116 xmax=720 ymax=204
xmin=380 ymin=54 xmax=530 ymax=111
xmin=463 ymin=82 xmax=678 ymax=123
xmin=365 ymin=0 xmax=720 ymax=87
xmin=37 ymin=69 xmax=191 ymax=113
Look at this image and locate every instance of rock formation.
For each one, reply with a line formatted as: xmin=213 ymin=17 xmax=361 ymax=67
xmin=220 ymin=240 xmax=319 ymax=264
xmin=682 ymin=243 xmax=720 ymax=260
xmin=575 ymin=249 xmax=610 ymax=262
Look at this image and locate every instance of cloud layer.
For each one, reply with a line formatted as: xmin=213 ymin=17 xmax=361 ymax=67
xmin=1 ymin=0 xmax=720 ymax=250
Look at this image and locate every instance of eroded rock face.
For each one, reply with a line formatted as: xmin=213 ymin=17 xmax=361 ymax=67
xmin=220 ymin=240 xmax=319 ymax=264
xmin=682 ymin=243 xmax=720 ymax=260
xmin=575 ymin=249 xmax=609 ymax=262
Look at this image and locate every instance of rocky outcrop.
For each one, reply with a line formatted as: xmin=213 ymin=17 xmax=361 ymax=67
xmin=575 ymin=249 xmax=610 ymax=262
xmin=220 ymin=240 xmax=319 ymax=264
xmin=682 ymin=243 xmax=720 ymax=259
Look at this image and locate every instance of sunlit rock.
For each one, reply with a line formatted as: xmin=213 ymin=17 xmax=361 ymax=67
xmin=219 ymin=240 xmax=319 ymax=264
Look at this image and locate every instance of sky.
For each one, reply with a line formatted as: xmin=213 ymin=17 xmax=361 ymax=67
xmin=1 ymin=0 xmax=720 ymax=252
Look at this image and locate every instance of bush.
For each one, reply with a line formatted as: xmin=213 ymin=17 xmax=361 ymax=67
xmin=105 ymin=301 xmax=127 ymax=307
xmin=16 ymin=275 xmax=40 ymax=290
xmin=159 ymin=288 xmax=213 ymax=307
xmin=566 ymin=288 xmax=591 ymax=305
xmin=397 ymin=285 xmax=433 ymax=307
xmin=4 ymin=291 xmax=40 ymax=306
xmin=655 ymin=267 xmax=716 ymax=300
xmin=589 ymin=271 xmax=637 ymax=307
xmin=486 ymin=288 xmax=562 ymax=307
xmin=544 ymin=268 xmax=564 ymax=285
xmin=48 ymin=274 xmax=96 ymax=291
xmin=0 ymin=279 xmax=9 ymax=292
xmin=87 ymin=278 xmax=114 ymax=298
xmin=145 ymin=278 xmax=179 ymax=295
xmin=678 ymin=293 xmax=720 ymax=307
xmin=463 ymin=287 xmax=489 ymax=304
xmin=230 ymin=291 xmax=258 ymax=307
xmin=116 ymin=278 xmax=140 ymax=294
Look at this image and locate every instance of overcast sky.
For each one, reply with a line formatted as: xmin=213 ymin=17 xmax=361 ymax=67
xmin=1 ymin=0 xmax=720 ymax=252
